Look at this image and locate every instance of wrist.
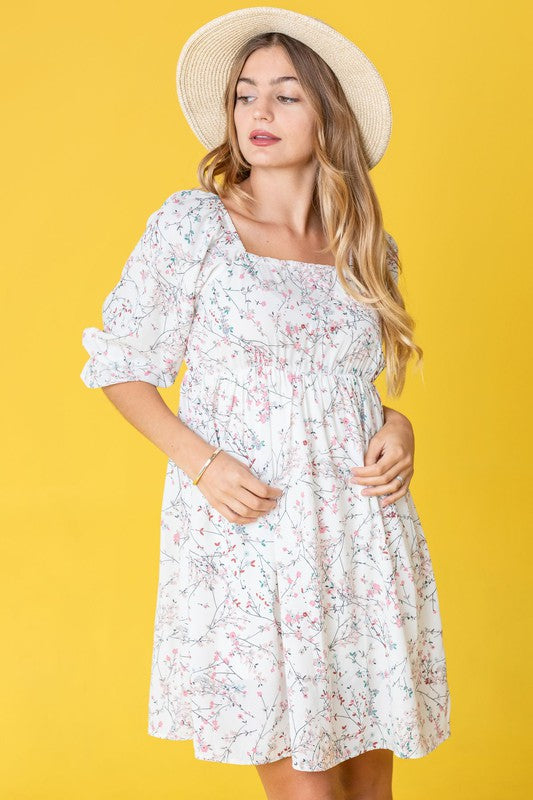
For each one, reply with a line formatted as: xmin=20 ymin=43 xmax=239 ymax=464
xmin=170 ymin=420 xmax=220 ymax=479
xmin=193 ymin=446 xmax=223 ymax=485
xmin=383 ymin=405 xmax=411 ymax=428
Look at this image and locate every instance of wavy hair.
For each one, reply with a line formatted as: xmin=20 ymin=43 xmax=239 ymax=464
xmin=195 ymin=31 xmax=423 ymax=397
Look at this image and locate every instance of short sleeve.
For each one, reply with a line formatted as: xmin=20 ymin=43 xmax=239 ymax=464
xmin=385 ymin=231 xmax=399 ymax=285
xmin=80 ymin=194 xmax=200 ymax=389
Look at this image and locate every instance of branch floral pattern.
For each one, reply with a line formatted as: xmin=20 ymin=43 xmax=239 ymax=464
xmin=80 ymin=189 xmax=451 ymax=771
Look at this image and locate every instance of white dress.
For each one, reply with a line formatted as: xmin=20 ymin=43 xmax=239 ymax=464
xmin=80 ymin=187 xmax=451 ymax=771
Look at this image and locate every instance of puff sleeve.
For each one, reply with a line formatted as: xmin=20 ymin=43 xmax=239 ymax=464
xmin=385 ymin=231 xmax=399 ymax=285
xmin=80 ymin=194 xmax=199 ymax=389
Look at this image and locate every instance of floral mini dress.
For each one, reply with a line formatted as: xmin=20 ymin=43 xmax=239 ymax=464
xmin=80 ymin=187 xmax=451 ymax=772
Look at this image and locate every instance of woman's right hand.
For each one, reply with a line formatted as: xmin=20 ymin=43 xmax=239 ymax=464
xmin=194 ymin=449 xmax=284 ymax=525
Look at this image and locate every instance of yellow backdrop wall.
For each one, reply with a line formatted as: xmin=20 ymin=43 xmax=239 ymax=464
xmin=1 ymin=1 xmax=531 ymax=798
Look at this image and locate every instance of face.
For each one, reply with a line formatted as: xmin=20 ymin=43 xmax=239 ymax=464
xmin=233 ymin=45 xmax=317 ymax=170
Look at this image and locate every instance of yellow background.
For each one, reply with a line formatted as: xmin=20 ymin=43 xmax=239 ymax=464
xmin=2 ymin=1 xmax=531 ymax=798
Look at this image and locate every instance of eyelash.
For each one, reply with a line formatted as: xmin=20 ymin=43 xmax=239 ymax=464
xmin=236 ymin=95 xmax=299 ymax=104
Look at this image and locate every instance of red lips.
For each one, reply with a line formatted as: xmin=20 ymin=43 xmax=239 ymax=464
xmin=249 ymin=129 xmax=281 ymax=140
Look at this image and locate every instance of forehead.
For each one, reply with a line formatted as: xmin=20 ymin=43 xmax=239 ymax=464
xmin=237 ymin=46 xmax=299 ymax=85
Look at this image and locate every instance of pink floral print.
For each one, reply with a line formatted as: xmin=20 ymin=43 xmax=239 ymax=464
xmin=80 ymin=188 xmax=451 ymax=771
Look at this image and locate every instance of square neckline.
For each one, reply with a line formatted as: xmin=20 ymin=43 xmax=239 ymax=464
xmin=205 ymin=190 xmax=339 ymax=270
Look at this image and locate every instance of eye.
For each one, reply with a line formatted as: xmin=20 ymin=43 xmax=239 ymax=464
xmin=235 ymin=95 xmax=300 ymax=104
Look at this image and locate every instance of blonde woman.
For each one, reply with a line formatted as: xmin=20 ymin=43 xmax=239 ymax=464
xmin=80 ymin=8 xmax=451 ymax=800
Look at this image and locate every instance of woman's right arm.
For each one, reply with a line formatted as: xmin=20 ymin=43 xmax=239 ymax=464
xmin=101 ymin=380 xmax=214 ymax=480
xmin=81 ymin=192 xmax=282 ymax=522
xmin=101 ymin=381 xmax=283 ymax=524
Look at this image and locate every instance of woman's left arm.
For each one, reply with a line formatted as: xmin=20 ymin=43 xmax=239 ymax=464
xmin=349 ymin=405 xmax=415 ymax=508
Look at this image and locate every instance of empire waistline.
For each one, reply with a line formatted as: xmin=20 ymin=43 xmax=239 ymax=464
xmin=184 ymin=363 xmax=377 ymax=384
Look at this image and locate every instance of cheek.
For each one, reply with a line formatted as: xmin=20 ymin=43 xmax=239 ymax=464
xmin=233 ymin=105 xmax=243 ymax=127
xmin=287 ymin=106 xmax=315 ymax=134
xmin=233 ymin=104 xmax=248 ymax=129
xmin=285 ymin=117 xmax=315 ymax=149
xmin=233 ymin=113 xmax=251 ymax=145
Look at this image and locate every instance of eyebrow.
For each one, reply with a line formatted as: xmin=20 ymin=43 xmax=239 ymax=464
xmin=236 ymin=76 xmax=299 ymax=87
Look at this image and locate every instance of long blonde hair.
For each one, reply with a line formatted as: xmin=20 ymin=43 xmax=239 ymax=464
xmin=196 ymin=31 xmax=423 ymax=397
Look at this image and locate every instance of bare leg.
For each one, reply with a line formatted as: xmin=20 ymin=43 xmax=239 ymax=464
xmin=336 ymin=749 xmax=394 ymax=800
xmin=255 ymin=749 xmax=393 ymax=800
xmin=255 ymin=756 xmax=344 ymax=800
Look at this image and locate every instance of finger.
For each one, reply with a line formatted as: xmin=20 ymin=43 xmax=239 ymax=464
xmin=229 ymin=495 xmax=279 ymax=522
xmin=361 ymin=437 xmax=384 ymax=468
xmin=233 ymin=486 xmax=279 ymax=514
xmin=228 ymin=486 xmax=280 ymax=516
xmin=360 ymin=476 xmax=410 ymax=498
xmin=350 ymin=454 xmax=397 ymax=479
xmin=351 ymin=464 xmax=388 ymax=476
xmin=350 ymin=461 xmax=411 ymax=486
xmin=351 ymin=451 xmax=411 ymax=479
xmin=218 ymin=502 xmax=258 ymax=525
xmin=240 ymin=471 xmax=284 ymax=500
xmin=380 ymin=485 xmax=409 ymax=507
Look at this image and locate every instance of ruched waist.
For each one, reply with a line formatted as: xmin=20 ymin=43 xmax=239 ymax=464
xmin=185 ymin=362 xmax=377 ymax=386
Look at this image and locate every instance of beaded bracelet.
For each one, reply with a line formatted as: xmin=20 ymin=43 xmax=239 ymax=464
xmin=192 ymin=446 xmax=223 ymax=486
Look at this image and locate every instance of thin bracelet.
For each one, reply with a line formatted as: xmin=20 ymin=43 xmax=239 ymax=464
xmin=192 ymin=446 xmax=223 ymax=486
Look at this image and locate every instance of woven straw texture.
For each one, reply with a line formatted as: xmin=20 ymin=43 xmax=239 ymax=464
xmin=176 ymin=7 xmax=392 ymax=169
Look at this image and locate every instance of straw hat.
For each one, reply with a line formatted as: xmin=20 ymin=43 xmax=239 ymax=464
xmin=176 ymin=6 xmax=392 ymax=170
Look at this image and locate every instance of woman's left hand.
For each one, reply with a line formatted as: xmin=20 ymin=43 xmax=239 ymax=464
xmin=349 ymin=407 xmax=415 ymax=508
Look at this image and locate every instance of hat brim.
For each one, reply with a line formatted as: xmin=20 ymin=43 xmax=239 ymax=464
xmin=176 ymin=6 xmax=392 ymax=170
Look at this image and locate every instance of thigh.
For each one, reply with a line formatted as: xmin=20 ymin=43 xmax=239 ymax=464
xmin=335 ymin=749 xmax=394 ymax=800
xmin=255 ymin=756 xmax=344 ymax=800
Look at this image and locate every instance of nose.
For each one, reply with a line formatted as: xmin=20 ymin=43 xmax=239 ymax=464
xmin=253 ymin=101 xmax=273 ymax=122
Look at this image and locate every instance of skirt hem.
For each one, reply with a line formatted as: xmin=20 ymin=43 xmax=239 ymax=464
xmin=146 ymin=728 xmax=452 ymax=772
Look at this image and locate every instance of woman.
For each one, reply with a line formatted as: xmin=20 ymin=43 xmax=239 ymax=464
xmin=80 ymin=7 xmax=451 ymax=800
